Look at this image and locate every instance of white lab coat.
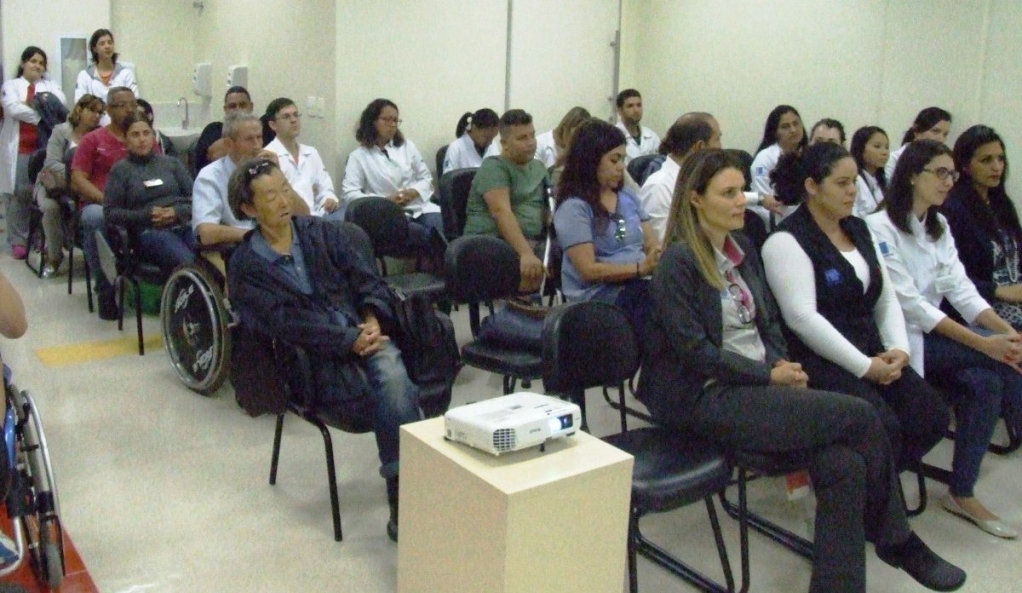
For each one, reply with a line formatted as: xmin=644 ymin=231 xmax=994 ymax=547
xmin=638 ymin=155 xmax=680 ymax=243
xmin=854 ymin=171 xmax=884 ymax=218
xmin=865 ymin=209 xmax=990 ymax=375
xmin=441 ymin=133 xmax=498 ymax=175
xmin=748 ymin=143 xmax=798 ymax=225
xmin=614 ymin=121 xmax=659 ymax=163
xmin=534 ymin=130 xmax=557 ymax=168
xmin=341 ymin=139 xmax=439 ymax=217
xmin=264 ymin=137 xmax=339 ymax=217
xmin=74 ymin=63 xmax=138 ymax=103
xmin=885 ymin=144 xmax=907 ymax=181
xmin=0 ymin=77 xmax=66 ymax=194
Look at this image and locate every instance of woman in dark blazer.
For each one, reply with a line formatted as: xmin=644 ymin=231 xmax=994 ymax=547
xmin=637 ymin=148 xmax=964 ymax=593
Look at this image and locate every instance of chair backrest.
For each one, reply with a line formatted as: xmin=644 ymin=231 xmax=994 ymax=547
xmin=444 ymin=235 xmax=520 ymax=303
xmin=344 ymin=197 xmax=411 ymax=257
xmin=541 ymin=301 xmax=640 ymax=396
xmin=337 ymin=220 xmax=375 ymax=264
xmin=725 ymin=148 xmax=754 ymax=191
xmin=63 ymin=146 xmax=77 ymax=191
xmin=435 ymin=145 xmax=449 ymax=178
xmin=627 ymin=154 xmax=659 ymax=186
xmin=27 ymin=148 xmax=47 ymax=185
xmin=437 ymin=167 xmax=478 ymax=241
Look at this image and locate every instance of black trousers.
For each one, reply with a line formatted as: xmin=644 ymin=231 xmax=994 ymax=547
xmin=651 ymin=384 xmax=913 ymax=593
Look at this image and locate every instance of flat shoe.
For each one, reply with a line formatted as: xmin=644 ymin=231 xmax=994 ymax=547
xmin=876 ymin=532 xmax=966 ymax=592
xmin=942 ymin=494 xmax=1018 ymax=539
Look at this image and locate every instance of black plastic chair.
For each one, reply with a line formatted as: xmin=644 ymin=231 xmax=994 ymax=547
xmin=437 ymin=167 xmax=477 ymax=241
xmin=445 ymin=235 xmax=542 ymax=394
xmin=63 ymin=147 xmax=94 ymax=312
xmin=542 ymin=301 xmax=740 ymax=593
xmin=95 ymin=225 xmax=169 ymax=355
xmin=627 ymin=154 xmax=660 ymax=187
xmin=25 ymin=148 xmax=50 ymax=277
xmin=345 ymin=197 xmax=447 ymax=301
xmin=435 ymin=144 xmax=448 ymax=178
xmin=725 ymin=149 xmax=754 ymax=191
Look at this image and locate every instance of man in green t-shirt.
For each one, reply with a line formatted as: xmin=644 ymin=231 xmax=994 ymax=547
xmin=463 ymin=109 xmax=550 ymax=291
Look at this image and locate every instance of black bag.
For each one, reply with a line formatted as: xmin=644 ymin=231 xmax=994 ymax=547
xmin=393 ymin=292 xmax=461 ymax=418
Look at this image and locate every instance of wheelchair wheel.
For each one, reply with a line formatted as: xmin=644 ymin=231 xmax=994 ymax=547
xmin=161 ymin=264 xmax=232 ymax=396
xmin=14 ymin=389 xmax=65 ymax=588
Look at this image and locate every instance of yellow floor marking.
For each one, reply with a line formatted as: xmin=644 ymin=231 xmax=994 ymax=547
xmin=35 ymin=335 xmax=163 ymax=367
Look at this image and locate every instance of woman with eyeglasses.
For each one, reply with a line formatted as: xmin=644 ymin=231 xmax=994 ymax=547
xmin=103 ymin=112 xmax=196 ymax=278
xmin=866 ymin=139 xmax=1022 ymax=539
xmin=638 ymin=147 xmax=965 ymax=593
xmin=552 ymin=119 xmax=661 ymax=334
xmin=941 ymin=125 xmax=1022 ymax=330
xmin=762 ymin=143 xmax=948 ymax=473
xmin=34 ymin=94 xmax=104 ymax=277
xmin=885 ymin=107 xmax=952 ymax=181
xmin=341 ymin=98 xmax=445 ymax=266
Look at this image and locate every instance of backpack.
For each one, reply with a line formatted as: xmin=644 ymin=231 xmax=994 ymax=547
xmin=392 ymin=291 xmax=461 ymax=418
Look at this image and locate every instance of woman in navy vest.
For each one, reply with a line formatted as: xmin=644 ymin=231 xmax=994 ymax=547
xmin=761 ymin=142 xmax=948 ymax=472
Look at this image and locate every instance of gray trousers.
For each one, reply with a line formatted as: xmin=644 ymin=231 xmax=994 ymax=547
xmin=2 ymin=153 xmax=32 ymax=247
xmin=33 ymin=181 xmax=65 ymax=262
xmin=653 ymin=384 xmax=913 ymax=593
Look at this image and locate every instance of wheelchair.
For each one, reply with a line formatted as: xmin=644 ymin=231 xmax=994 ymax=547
xmin=160 ymin=255 xmax=234 ymax=396
xmin=0 ymin=369 xmax=64 ymax=589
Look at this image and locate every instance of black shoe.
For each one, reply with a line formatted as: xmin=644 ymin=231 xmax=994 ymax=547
xmin=876 ymin=533 xmax=966 ymax=591
xmin=97 ymin=287 xmax=118 ymax=321
xmin=386 ymin=476 xmax=399 ymax=543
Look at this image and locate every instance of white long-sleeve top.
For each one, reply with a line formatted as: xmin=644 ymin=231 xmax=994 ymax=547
xmin=638 ymin=155 xmax=680 ymax=243
xmin=865 ymin=209 xmax=991 ymax=375
xmin=264 ymin=137 xmax=338 ymax=217
xmin=534 ymin=130 xmax=557 ymax=168
xmin=0 ymin=77 xmax=66 ymax=194
xmin=74 ymin=63 xmax=138 ymax=103
xmin=614 ymin=121 xmax=659 ymax=164
xmin=762 ymin=231 xmax=910 ymax=378
xmin=854 ymin=171 xmax=884 ymax=218
xmin=441 ymin=133 xmax=498 ymax=175
xmin=341 ymin=140 xmax=438 ymax=217
xmin=748 ymin=143 xmax=798 ymax=225
xmin=884 ymin=144 xmax=907 ymax=182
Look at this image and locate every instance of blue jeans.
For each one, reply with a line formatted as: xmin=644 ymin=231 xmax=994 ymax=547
xmin=923 ymin=331 xmax=1022 ymax=497
xmin=138 ymin=226 xmax=197 ymax=277
xmin=364 ymin=341 xmax=422 ymax=478
xmin=80 ymin=204 xmax=107 ymax=291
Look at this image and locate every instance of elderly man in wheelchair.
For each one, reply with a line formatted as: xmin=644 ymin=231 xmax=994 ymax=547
xmin=224 ymin=158 xmax=422 ymax=542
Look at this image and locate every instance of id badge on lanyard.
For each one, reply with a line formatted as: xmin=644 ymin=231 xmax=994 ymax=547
xmin=933 ymin=262 xmax=957 ymax=294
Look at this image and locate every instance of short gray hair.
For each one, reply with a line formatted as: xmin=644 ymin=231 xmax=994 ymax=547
xmin=223 ymin=111 xmax=262 ymax=141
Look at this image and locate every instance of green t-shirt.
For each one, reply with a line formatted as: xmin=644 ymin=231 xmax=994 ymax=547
xmin=462 ymin=155 xmax=548 ymax=240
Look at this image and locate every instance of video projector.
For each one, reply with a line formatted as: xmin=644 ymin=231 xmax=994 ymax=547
xmin=443 ymin=392 xmax=581 ymax=455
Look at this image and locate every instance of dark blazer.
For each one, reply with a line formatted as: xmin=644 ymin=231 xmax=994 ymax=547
xmin=637 ymin=233 xmax=788 ymax=425
xmin=941 ymin=185 xmax=1021 ymax=303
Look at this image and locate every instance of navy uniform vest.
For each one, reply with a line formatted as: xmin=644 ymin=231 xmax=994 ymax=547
xmin=778 ymin=206 xmax=886 ymax=361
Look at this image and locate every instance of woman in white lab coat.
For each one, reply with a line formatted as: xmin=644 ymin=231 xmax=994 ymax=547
xmin=0 ymin=46 xmax=67 ymax=258
xmin=850 ymin=126 xmax=890 ymax=218
xmin=440 ymin=108 xmax=499 ymax=175
xmin=74 ymin=29 xmax=138 ymax=105
xmin=866 ymin=139 xmax=1021 ymax=539
xmin=884 ymin=107 xmax=951 ymax=181
xmin=342 ymin=98 xmax=445 ymax=266
xmin=750 ymin=104 xmax=805 ymax=225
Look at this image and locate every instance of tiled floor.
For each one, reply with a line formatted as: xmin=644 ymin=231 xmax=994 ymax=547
xmin=0 ymin=252 xmax=1019 ymax=592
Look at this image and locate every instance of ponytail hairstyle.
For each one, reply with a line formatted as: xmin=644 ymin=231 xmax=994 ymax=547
xmin=850 ymin=126 xmax=889 ymax=191
xmin=455 ymin=108 xmax=499 ymax=138
xmin=900 ymin=107 xmax=952 ymax=145
xmin=771 ymin=142 xmax=852 ymax=207
xmin=884 ymin=140 xmax=952 ymax=240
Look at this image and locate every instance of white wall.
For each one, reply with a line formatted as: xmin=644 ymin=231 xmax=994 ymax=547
xmin=111 ymin=0 xmax=198 ymax=103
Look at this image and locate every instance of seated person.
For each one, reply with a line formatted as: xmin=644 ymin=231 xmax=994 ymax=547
xmin=104 ymin=112 xmax=196 ymax=278
xmin=614 ymin=89 xmax=659 ymax=163
xmin=194 ymin=86 xmax=253 ymax=173
xmin=553 ymin=120 xmax=662 ymax=333
xmin=762 ymin=143 xmax=947 ymax=472
xmin=808 ymin=118 xmax=846 ymax=147
xmin=71 ymin=87 xmax=160 ymax=319
xmin=440 ymin=108 xmax=499 ymax=175
xmin=35 ymin=93 xmax=104 ymax=277
xmin=751 ymin=104 xmax=807 ymax=226
xmin=639 ymin=112 xmax=721 ymax=242
xmin=850 ymin=126 xmax=890 ymax=218
xmin=341 ymin=98 xmax=445 ymax=266
xmin=263 ymin=97 xmax=340 ymax=218
xmin=941 ymin=125 xmax=1022 ymax=329
xmin=136 ymin=98 xmax=176 ymax=158
xmin=535 ymin=106 xmax=591 ymax=169
xmin=227 ymin=158 xmax=421 ymax=543
xmin=885 ymin=107 xmax=952 ymax=180
xmin=640 ymin=147 xmax=966 ymax=593
xmin=463 ymin=109 xmax=549 ymax=292
xmin=867 ymin=140 xmax=1022 ymax=538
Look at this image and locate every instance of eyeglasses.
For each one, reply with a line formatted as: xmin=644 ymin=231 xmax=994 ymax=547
xmin=277 ymin=112 xmax=302 ymax=122
xmin=922 ymin=167 xmax=959 ymax=183
xmin=610 ymin=213 xmax=627 ymax=243
xmin=727 ymin=283 xmax=754 ymax=325
xmin=378 ymin=117 xmax=402 ymax=125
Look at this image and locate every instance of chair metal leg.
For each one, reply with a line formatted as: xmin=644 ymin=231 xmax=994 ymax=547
xmin=719 ymin=468 xmax=814 ymax=560
xmin=311 ymin=417 xmax=343 ymax=542
xmin=269 ymin=414 xmax=285 ymax=485
xmin=988 ymin=420 xmax=1021 ymax=455
xmin=904 ymin=469 xmax=928 ymax=517
xmin=85 ymin=258 xmax=93 ymax=312
xmin=627 ymin=512 xmax=639 ymax=593
xmin=133 ymin=278 xmax=145 ymax=355
xmin=117 ymin=278 xmax=126 ymax=331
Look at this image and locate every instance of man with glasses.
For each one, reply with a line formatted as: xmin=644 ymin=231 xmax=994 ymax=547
xmin=463 ymin=109 xmax=550 ymax=292
xmin=263 ymin=97 xmax=340 ymax=218
xmin=71 ymin=87 xmax=160 ymax=319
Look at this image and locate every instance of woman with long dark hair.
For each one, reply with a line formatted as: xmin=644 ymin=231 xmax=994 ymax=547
xmin=639 ymin=147 xmax=964 ymax=593
xmin=74 ymin=29 xmax=137 ymax=105
xmin=750 ymin=104 xmax=806 ymax=224
xmin=867 ymin=139 xmax=1021 ymax=539
xmin=850 ymin=126 xmax=890 ymax=217
xmin=440 ymin=108 xmax=499 ymax=174
xmin=884 ymin=107 xmax=951 ymax=180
